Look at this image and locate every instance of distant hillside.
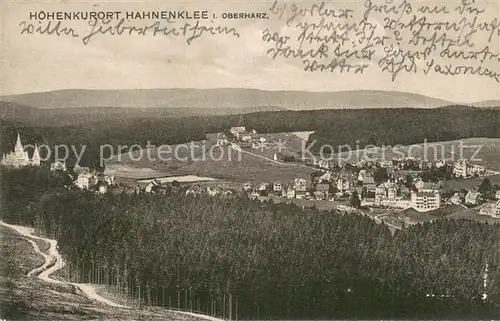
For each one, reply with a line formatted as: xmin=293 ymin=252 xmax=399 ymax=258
xmin=2 ymin=88 xmax=454 ymax=110
xmin=0 ymin=101 xmax=284 ymax=126
xmin=2 ymin=106 xmax=499 ymax=168
xmin=471 ymin=99 xmax=500 ymax=108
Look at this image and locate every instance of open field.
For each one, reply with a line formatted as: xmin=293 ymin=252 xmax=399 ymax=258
xmin=0 ymin=225 xmax=215 ymax=321
xmin=106 ymin=135 xmax=499 ymax=185
xmin=398 ymin=208 xmax=439 ymax=223
xmin=106 ymin=132 xmax=314 ymax=183
xmin=136 ymin=175 xmax=217 ymax=184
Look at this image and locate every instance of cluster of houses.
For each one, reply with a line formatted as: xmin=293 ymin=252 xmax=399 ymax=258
xmin=307 ymin=155 xmax=488 ymax=179
xmin=239 ymin=165 xmax=444 ymax=212
xmin=305 ymin=157 xmax=448 ymax=172
xmin=242 ymin=177 xmax=327 ymax=200
xmin=4 ymin=131 xmax=498 ymax=219
xmin=185 ymin=184 xmax=235 ymax=197
xmin=216 ymin=127 xmax=268 ymax=147
xmin=55 ymin=154 xmax=500 ymax=218
xmin=70 ymin=165 xmax=115 ymax=194
xmin=239 ymin=152 xmax=498 ymax=215
xmin=453 ymin=159 xmax=486 ymax=178
xmin=479 ymin=192 xmax=500 ymax=219
xmin=451 ymin=189 xmax=500 ymax=219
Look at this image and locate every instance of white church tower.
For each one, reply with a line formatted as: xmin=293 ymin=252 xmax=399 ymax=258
xmin=1 ymin=132 xmax=41 ymax=168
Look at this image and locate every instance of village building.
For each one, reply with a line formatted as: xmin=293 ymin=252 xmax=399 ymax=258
xmin=479 ymin=201 xmax=500 ymax=219
xmin=216 ymin=137 xmax=229 ymax=146
xmin=240 ymin=134 xmax=252 ymax=142
xmin=1 ymin=133 xmax=41 ymax=168
xmin=104 ymin=174 xmax=115 ymax=185
xmin=315 ymin=183 xmax=330 ymax=200
xmin=50 ymin=161 xmax=67 ymax=172
xmin=375 ymin=182 xmax=398 ymax=203
xmin=316 ymin=160 xmax=330 ymax=169
xmin=294 ymin=178 xmax=307 ymax=193
xmin=361 ymin=197 xmax=376 ymax=207
xmin=364 ymin=183 xmax=377 ymax=193
xmin=273 ymin=181 xmax=283 ymax=193
xmin=359 ymin=173 xmax=377 ymax=193
xmin=496 ymin=190 xmax=500 ymax=200
xmin=243 ymin=182 xmax=253 ymax=192
xmin=435 ymin=160 xmax=446 ymax=168
xmin=206 ymin=186 xmax=221 ymax=197
xmin=379 ymin=160 xmax=393 ymax=168
xmin=186 ymin=185 xmax=204 ymax=196
xmin=470 ymin=164 xmax=486 ymax=176
xmin=74 ymin=165 xmax=91 ymax=175
xmin=374 ymin=182 xmax=412 ymax=209
xmin=358 ymin=169 xmax=367 ymax=182
xmin=295 ymin=192 xmax=306 ymax=200
xmin=411 ymin=182 xmax=441 ymax=212
xmin=97 ymin=181 xmax=108 ymax=194
xmin=465 ymin=191 xmax=481 ymax=205
xmin=75 ymin=172 xmax=97 ymax=189
xmin=229 ymin=126 xmax=246 ymax=139
xmin=336 ymin=178 xmax=351 ymax=195
xmin=450 ymin=192 xmax=463 ymax=205
xmin=286 ymin=186 xmax=296 ymax=199
xmin=145 ymin=179 xmax=162 ymax=193
xmin=318 ymin=171 xmax=333 ymax=182
xmin=411 ymin=191 xmax=441 ymax=212
xmin=453 ymin=159 xmax=469 ymax=178
xmin=258 ymin=182 xmax=270 ymax=192
xmin=418 ymin=160 xmax=432 ymax=170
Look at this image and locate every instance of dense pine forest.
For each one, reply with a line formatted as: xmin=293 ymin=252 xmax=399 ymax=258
xmin=1 ymin=106 xmax=500 ymax=167
xmin=1 ymin=167 xmax=499 ymax=319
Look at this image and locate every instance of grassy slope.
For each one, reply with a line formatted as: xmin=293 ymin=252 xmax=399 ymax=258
xmin=107 ymin=135 xmax=500 ymax=184
xmin=106 ymin=133 xmax=314 ymax=182
xmin=0 ymin=225 xmax=210 ymax=321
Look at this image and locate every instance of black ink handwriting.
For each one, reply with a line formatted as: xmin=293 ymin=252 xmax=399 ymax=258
xmin=82 ymin=18 xmax=239 ymax=45
xmin=19 ymin=20 xmax=79 ymax=38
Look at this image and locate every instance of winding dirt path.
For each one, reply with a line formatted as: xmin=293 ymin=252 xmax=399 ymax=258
xmin=0 ymin=220 xmax=128 ymax=308
xmin=1 ymin=220 xmax=225 ymax=321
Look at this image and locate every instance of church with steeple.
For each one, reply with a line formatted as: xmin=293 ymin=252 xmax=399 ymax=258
xmin=1 ymin=132 xmax=40 ymax=168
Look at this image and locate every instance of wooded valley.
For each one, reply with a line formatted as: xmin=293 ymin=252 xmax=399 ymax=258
xmin=1 ymin=167 xmax=499 ymax=319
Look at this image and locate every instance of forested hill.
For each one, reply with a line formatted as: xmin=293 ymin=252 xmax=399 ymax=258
xmin=1 ymin=107 xmax=499 ymax=166
xmin=2 ymin=89 xmax=454 ymax=110
xmin=1 ymin=167 xmax=499 ymax=319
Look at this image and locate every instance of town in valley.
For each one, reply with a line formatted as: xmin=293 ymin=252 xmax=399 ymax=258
xmin=4 ymin=126 xmax=499 ymax=235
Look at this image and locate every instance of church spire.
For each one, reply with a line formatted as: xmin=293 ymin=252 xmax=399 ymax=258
xmin=14 ymin=132 xmax=23 ymax=152
xmin=32 ymin=144 xmax=41 ymax=166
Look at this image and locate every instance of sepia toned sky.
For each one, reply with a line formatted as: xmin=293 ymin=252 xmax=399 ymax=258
xmin=1 ymin=0 xmax=499 ymax=103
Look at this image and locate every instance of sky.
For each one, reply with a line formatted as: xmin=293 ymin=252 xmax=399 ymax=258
xmin=1 ymin=0 xmax=499 ymax=103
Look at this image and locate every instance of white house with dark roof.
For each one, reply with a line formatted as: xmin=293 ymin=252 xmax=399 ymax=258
xmin=230 ymin=126 xmax=246 ymax=139
xmin=465 ymin=191 xmax=481 ymax=205
xmin=411 ymin=181 xmax=441 ymax=212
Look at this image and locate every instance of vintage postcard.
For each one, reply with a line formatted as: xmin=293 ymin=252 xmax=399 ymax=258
xmin=1 ymin=0 xmax=499 ymax=320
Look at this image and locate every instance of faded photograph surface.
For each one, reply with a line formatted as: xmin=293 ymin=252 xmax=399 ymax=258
xmin=1 ymin=0 xmax=499 ymax=320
